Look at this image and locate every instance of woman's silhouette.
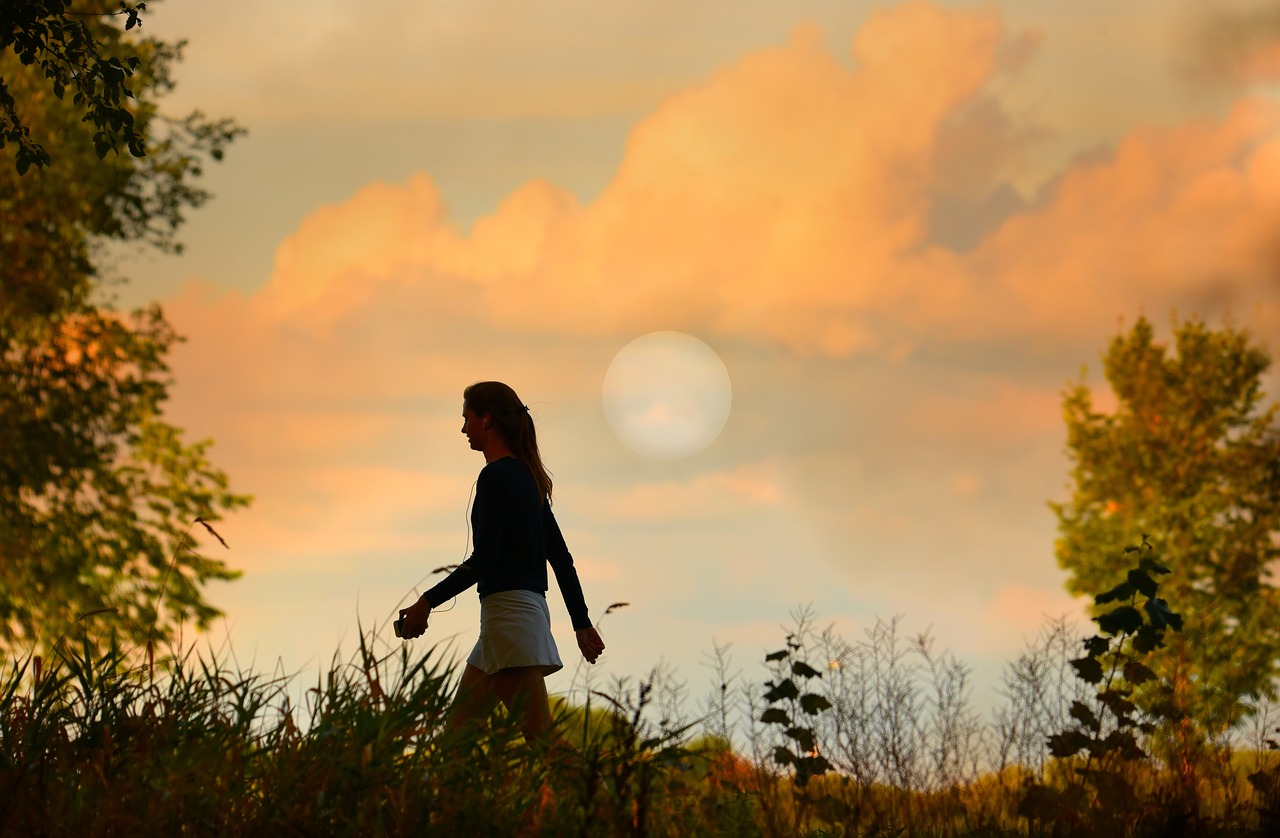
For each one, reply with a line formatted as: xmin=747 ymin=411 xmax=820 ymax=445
xmin=397 ymin=381 xmax=606 ymax=747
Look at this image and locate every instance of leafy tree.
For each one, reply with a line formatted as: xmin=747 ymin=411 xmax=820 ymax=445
xmin=1052 ymin=316 xmax=1280 ymax=745
xmin=2 ymin=0 xmax=149 ymax=173
xmin=1 ymin=1 xmax=247 ymax=654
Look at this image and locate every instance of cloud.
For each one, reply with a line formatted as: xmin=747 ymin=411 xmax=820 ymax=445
xmin=163 ymin=0 xmax=1280 ymax=561
xmin=165 ymin=0 xmax=1280 ymax=573
xmin=1187 ymin=0 xmax=1280 ymax=85
xmin=585 ymin=463 xmax=784 ymax=523
xmin=948 ymin=99 xmax=1280 ymax=348
xmin=227 ymin=464 xmax=467 ymax=561
xmin=181 ymin=0 xmax=1279 ymax=366
xmin=157 ymin=0 xmax=1280 ymax=698
xmin=901 ymin=381 xmax=1063 ymax=444
xmin=985 ymin=584 xmax=1089 ymax=640
xmin=149 ymin=0 xmax=753 ymax=123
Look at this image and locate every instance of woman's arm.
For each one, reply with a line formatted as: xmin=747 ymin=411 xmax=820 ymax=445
xmin=543 ymin=504 xmax=592 ymax=631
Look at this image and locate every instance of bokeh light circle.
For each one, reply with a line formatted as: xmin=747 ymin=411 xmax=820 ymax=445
xmin=602 ymin=331 xmax=732 ymax=460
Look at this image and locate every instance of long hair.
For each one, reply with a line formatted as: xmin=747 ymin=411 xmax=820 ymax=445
xmin=464 ymin=381 xmax=552 ymax=505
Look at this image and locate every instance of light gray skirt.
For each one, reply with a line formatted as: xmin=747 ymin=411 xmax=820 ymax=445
xmin=467 ymin=589 xmax=564 ymax=676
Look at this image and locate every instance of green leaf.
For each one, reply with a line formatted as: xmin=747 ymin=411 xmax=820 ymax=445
xmin=799 ymin=693 xmax=832 ymax=716
xmin=1070 ymin=656 xmax=1104 ymax=685
xmin=1126 ymin=568 xmax=1158 ymax=598
xmin=1069 ymin=700 xmax=1100 ymax=732
xmin=1145 ymin=598 xmax=1182 ymax=632
xmin=1132 ymin=624 xmax=1164 ymax=654
xmin=795 ymin=754 xmax=832 ymax=786
xmin=1096 ymin=605 xmax=1144 ymax=636
xmin=1048 ymin=730 xmax=1091 ymax=759
xmin=1083 ymin=635 xmax=1111 ymax=657
xmin=1124 ymin=660 xmax=1157 ymax=686
xmin=803 ymin=755 xmax=832 ymax=775
xmin=1139 ymin=556 xmax=1170 ymax=576
xmin=763 ymin=678 xmax=800 ymax=703
xmin=760 ymin=707 xmax=789 ymax=726
xmin=792 ymin=660 xmax=822 ymax=680
xmin=1099 ymin=689 xmax=1138 ymax=720
xmin=786 ymin=726 xmax=816 ymax=753
xmin=1095 ymin=581 xmax=1136 ymax=605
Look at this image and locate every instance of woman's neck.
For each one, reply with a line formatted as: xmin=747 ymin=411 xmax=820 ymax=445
xmin=483 ymin=440 xmax=514 ymax=463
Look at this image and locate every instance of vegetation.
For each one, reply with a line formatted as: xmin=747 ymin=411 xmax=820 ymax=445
xmin=4 ymin=7 xmax=1277 ymax=831
xmin=2 ymin=0 xmax=151 ymax=173
xmin=4 ymin=537 xmax=1280 ymax=836
xmin=0 ymin=0 xmax=246 ymax=656
xmin=1053 ymin=317 xmax=1280 ymax=768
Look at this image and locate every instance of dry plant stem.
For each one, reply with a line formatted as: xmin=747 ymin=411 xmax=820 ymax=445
xmin=9 ymin=596 xmax=1280 ymax=835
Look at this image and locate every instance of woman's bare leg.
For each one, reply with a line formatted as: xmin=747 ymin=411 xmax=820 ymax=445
xmin=448 ymin=664 xmax=552 ymax=745
xmin=490 ymin=666 xmax=554 ymax=745
xmin=448 ymin=663 xmax=501 ymax=734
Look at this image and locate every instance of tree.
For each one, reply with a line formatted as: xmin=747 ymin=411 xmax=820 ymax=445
xmin=1053 ymin=316 xmax=1280 ymax=745
xmin=1 ymin=2 xmax=247 ymax=654
xmin=2 ymin=0 xmax=149 ymax=173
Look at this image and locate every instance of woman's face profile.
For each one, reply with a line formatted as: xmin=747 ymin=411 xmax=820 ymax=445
xmin=461 ymin=405 xmax=486 ymax=452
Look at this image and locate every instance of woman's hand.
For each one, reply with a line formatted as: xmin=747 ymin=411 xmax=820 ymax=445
xmin=398 ymin=597 xmax=432 ymax=639
xmin=576 ymin=626 xmax=605 ymax=664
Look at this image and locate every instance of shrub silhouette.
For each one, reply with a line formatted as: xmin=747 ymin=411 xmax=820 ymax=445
xmin=8 ymin=537 xmax=1280 ymax=835
xmin=1019 ymin=536 xmax=1188 ymax=835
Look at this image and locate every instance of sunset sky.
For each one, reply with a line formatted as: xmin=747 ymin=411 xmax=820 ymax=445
xmin=110 ymin=0 xmax=1280 ymax=711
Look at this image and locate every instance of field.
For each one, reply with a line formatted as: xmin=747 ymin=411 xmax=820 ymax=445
xmin=4 ymin=601 xmax=1280 ymax=837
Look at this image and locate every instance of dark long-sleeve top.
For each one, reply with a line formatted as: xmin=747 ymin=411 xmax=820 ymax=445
xmin=422 ymin=456 xmax=593 ymax=631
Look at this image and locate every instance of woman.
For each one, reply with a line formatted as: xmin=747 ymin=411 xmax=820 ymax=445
xmin=397 ymin=381 xmax=606 ymax=747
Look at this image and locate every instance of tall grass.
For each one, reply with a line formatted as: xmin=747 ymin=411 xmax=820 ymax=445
xmin=3 ymin=608 xmax=1279 ymax=835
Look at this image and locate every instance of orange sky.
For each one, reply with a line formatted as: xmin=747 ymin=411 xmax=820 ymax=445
xmin=108 ymin=0 xmax=1280 ymax=710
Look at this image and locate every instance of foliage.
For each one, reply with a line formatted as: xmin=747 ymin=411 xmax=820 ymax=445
xmin=0 ymin=312 xmax=248 ymax=652
xmin=761 ymin=629 xmax=834 ymax=787
xmin=5 ymin=600 xmax=1280 ymax=836
xmin=1 ymin=0 xmax=245 ymax=655
xmin=1246 ymin=722 xmax=1280 ymax=836
xmin=2 ymin=2 xmax=242 ymax=327
xmin=1 ymin=0 xmax=150 ymax=173
xmin=0 ymin=631 xmax=732 ymax=837
xmin=747 ymin=609 xmax=995 ymax=835
xmin=1052 ymin=316 xmax=1280 ymax=741
xmin=1020 ymin=538 xmax=1187 ymax=834
xmin=756 ymin=622 xmax=837 ymax=835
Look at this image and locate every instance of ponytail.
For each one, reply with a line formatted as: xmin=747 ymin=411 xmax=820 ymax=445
xmin=463 ymin=381 xmax=553 ymax=504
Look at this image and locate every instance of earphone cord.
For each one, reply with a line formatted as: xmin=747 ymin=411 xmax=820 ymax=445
xmin=394 ymin=479 xmax=477 ymax=617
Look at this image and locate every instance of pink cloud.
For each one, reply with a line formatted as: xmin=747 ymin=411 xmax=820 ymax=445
xmin=584 ymin=463 xmax=785 ymax=523
xmin=157 ymin=1 xmax=1280 ymax=659
xmin=941 ymin=99 xmax=1280 ymax=345
xmin=179 ymin=1 xmax=1278 ymax=366
xmin=986 ymin=584 xmax=1089 ymax=637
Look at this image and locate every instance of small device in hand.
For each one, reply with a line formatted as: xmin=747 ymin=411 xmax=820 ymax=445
xmin=394 ymin=616 xmax=406 ymax=638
